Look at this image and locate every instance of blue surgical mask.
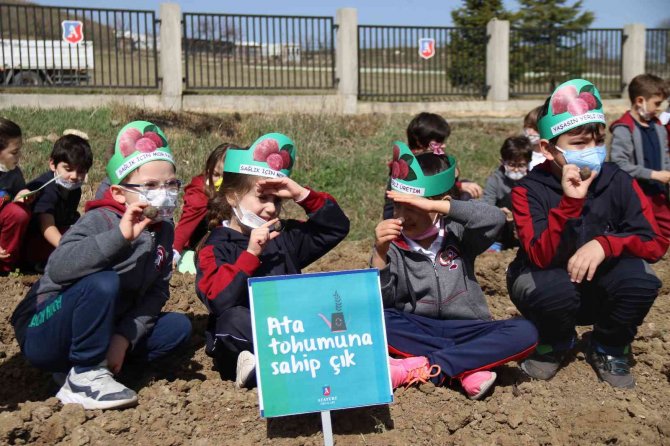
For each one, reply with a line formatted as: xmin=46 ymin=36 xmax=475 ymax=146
xmin=555 ymin=145 xmax=606 ymax=173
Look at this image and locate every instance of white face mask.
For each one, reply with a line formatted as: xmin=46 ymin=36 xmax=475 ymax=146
xmin=0 ymin=162 xmax=15 ymax=173
xmin=137 ymin=188 xmax=178 ymax=221
xmin=232 ymin=205 xmax=267 ymax=230
xmin=55 ymin=176 xmax=82 ymax=190
xmin=638 ymin=100 xmax=653 ymax=121
xmin=505 ymin=170 xmax=526 ymax=181
xmin=660 ymin=111 xmax=670 ymax=126
xmin=523 ymin=129 xmax=540 ymax=145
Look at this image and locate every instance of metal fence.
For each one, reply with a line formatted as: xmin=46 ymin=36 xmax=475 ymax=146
xmin=358 ymin=25 xmax=487 ymax=101
xmin=646 ymin=29 xmax=670 ymax=80
xmin=509 ymin=28 xmax=623 ymax=97
xmin=0 ymin=3 xmax=158 ymax=89
xmin=182 ymin=13 xmax=335 ymax=90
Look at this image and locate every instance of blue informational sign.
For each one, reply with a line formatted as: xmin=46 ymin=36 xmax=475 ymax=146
xmin=249 ymin=269 xmax=393 ymax=418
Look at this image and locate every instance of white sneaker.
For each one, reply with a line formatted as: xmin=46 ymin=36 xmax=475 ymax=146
xmin=235 ymin=350 xmax=256 ymax=389
xmin=56 ymin=366 xmax=138 ymax=410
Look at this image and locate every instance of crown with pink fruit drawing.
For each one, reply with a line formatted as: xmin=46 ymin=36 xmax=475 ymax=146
xmin=538 ymin=78 xmax=606 ymax=140
xmin=223 ymin=133 xmax=295 ymax=178
xmin=107 ymin=121 xmax=174 ymax=185
xmin=389 ymin=141 xmax=456 ymax=197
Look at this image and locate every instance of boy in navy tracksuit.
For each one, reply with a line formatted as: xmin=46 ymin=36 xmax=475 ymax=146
xmin=11 ymin=121 xmax=191 ymax=410
xmin=373 ymin=142 xmax=537 ymax=399
xmin=22 ymin=134 xmax=93 ymax=271
xmin=610 ymin=74 xmax=670 ymax=238
xmin=195 ymin=133 xmax=349 ymax=387
xmin=508 ymin=79 xmax=669 ymax=389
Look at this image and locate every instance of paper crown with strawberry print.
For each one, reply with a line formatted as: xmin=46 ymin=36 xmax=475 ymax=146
xmin=389 ymin=141 xmax=456 ymax=197
xmin=223 ymin=133 xmax=295 ymax=178
xmin=538 ymin=78 xmax=606 ymax=140
xmin=106 ymin=121 xmax=175 ymax=185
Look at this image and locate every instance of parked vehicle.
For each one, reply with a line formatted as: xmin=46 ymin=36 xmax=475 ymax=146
xmin=0 ymin=39 xmax=94 ymax=86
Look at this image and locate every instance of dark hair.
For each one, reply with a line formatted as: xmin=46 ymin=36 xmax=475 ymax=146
xmin=629 ymin=74 xmax=668 ymax=102
xmin=538 ymin=97 xmax=606 ymax=144
xmin=500 ymin=136 xmax=532 ymax=162
xmin=523 ymin=105 xmax=543 ymax=130
xmin=0 ymin=118 xmax=22 ymax=152
xmin=204 ymin=142 xmax=237 ymax=197
xmin=406 ymin=112 xmax=451 ymax=151
xmin=51 ymin=134 xmax=93 ymax=171
xmin=414 ymin=152 xmax=457 ymax=198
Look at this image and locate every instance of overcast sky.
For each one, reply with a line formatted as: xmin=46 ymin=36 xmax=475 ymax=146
xmin=32 ymin=0 xmax=670 ymax=29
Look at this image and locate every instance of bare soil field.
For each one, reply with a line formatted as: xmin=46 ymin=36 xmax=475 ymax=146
xmin=1 ymin=244 xmax=669 ymax=445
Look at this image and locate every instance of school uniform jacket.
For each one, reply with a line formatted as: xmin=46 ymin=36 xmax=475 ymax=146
xmin=173 ymin=174 xmax=208 ymax=254
xmin=195 ymin=189 xmax=350 ymax=318
xmin=510 ymin=160 xmax=669 ymax=270
xmin=11 ymin=191 xmax=174 ymax=350
xmin=610 ymin=111 xmax=670 ymax=182
xmin=378 ymin=199 xmax=505 ymax=321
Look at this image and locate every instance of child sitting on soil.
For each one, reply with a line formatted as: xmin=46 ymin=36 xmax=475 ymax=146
xmin=610 ymin=74 xmax=670 ymax=238
xmin=11 ymin=121 xmax=192 ymax=410
xmin=482 ymin=136 xmax=532 ymax=251
xmin=372 ymin=142 xmax=538 ymax=399
xmin=195 ymin=133 xmax=350 ymax=388
xmin=507 ymin=78 xmax=669 ymax=389
xmin=173 ymin=143 xmax=235 ymax=273
xmin=382 ymin=112 xmax=482 ymax=219
xmin=523 ymin=105 xmax=545 ymax=170
xmin=0 ymin=118 xmax=31 ymax=275
xmin=22 ymin=134 xmax=93 ymax=272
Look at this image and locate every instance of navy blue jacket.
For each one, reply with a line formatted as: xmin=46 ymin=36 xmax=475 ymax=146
xmin=195 ymin=189 xmax=350 ymax=318
xmin=511 ymin=161 xmax=668 ymax=269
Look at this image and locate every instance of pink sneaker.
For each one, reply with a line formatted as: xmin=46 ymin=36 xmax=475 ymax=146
xmin=461 ymin=371 xmax=497 ymax=400
xmin=389 ymin=356 xmax=441 ymax=389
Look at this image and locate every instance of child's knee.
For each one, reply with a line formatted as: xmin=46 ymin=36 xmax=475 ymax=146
xmin=164 ymin=312 xmax=192 ymax=346
xmin=510 ymin=270 xmax=578 ymax=312
xmin=506 ymin=319 xmax=539 ymax=347
xmin=2 ymin=202 xmax=30 ymax=225
xmin=84 ymin=271 xmax=121 ymax=299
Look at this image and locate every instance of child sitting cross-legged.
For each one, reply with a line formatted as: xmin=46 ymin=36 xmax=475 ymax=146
xmin=372 ymin=142 xmax=538 ymax=399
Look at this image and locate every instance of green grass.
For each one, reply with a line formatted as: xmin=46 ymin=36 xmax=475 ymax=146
xmin=1 ymin=106 xmax=519 ymax=240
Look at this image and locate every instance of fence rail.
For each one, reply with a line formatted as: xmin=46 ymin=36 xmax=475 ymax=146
xmin=0 ymin=3 xmax=158 ymax=89
xmin=646 ymin=28 xmax=670 ymax=80
xmin=358 ymin=25 xmax=487 ymax=101
xmin=509 ymin=28 xmax=623 ymax=96
xmin=182 ymin=12 xmax=335 ymax=90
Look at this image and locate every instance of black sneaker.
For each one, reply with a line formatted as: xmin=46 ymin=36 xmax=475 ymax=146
xmin=519 ymin=345 xmax=567 ymax=380
xmin=586 ymin=345 xmax=635 ymax=389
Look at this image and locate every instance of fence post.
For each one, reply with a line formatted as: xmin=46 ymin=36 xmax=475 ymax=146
xmin=622 ymin=23 xmax=646 ymax=98
xmin=336 ymin=8 xmax=358 ymax=115
xmin=160 ymin=3 xmax=183 ymax=110
xmin=486 ymin=19 xmax=509 ymax=102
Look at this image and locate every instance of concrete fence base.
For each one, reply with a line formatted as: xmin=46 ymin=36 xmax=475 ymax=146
xmin=0 ymin=93 xmax=631 ymax=118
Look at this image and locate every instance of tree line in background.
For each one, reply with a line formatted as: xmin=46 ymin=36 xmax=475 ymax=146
xmin=449 ymin=0 xmax=597 ymax=93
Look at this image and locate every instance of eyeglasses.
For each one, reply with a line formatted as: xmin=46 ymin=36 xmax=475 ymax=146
xmin=120 ymin=179 xmax=182 ymax=192
xmin=504 ymin=162 xmax=528 ymax=169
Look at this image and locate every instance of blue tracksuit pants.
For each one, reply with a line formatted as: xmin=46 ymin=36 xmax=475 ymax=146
xmin=384 ymin=308 xmax=538 ymax=383
xmin=23 ymin=271 xmax=191 ymax=373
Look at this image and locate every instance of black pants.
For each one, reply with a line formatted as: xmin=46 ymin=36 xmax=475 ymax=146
xmin=206 ymin=306 xmax=254 ymax=379
xmin=507 ymin=257 xmax=661 ymax=350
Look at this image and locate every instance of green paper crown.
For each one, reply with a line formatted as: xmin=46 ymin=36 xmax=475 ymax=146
xmin=223 ymin=133 xmax=296 ymax=178
xmin=389 ymin=141 xmax=456 ymax=197
xmin=538 ymin=78 xmax=606 ymax=140
xmin=107 ymin=121 xmax=175 ymax=185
